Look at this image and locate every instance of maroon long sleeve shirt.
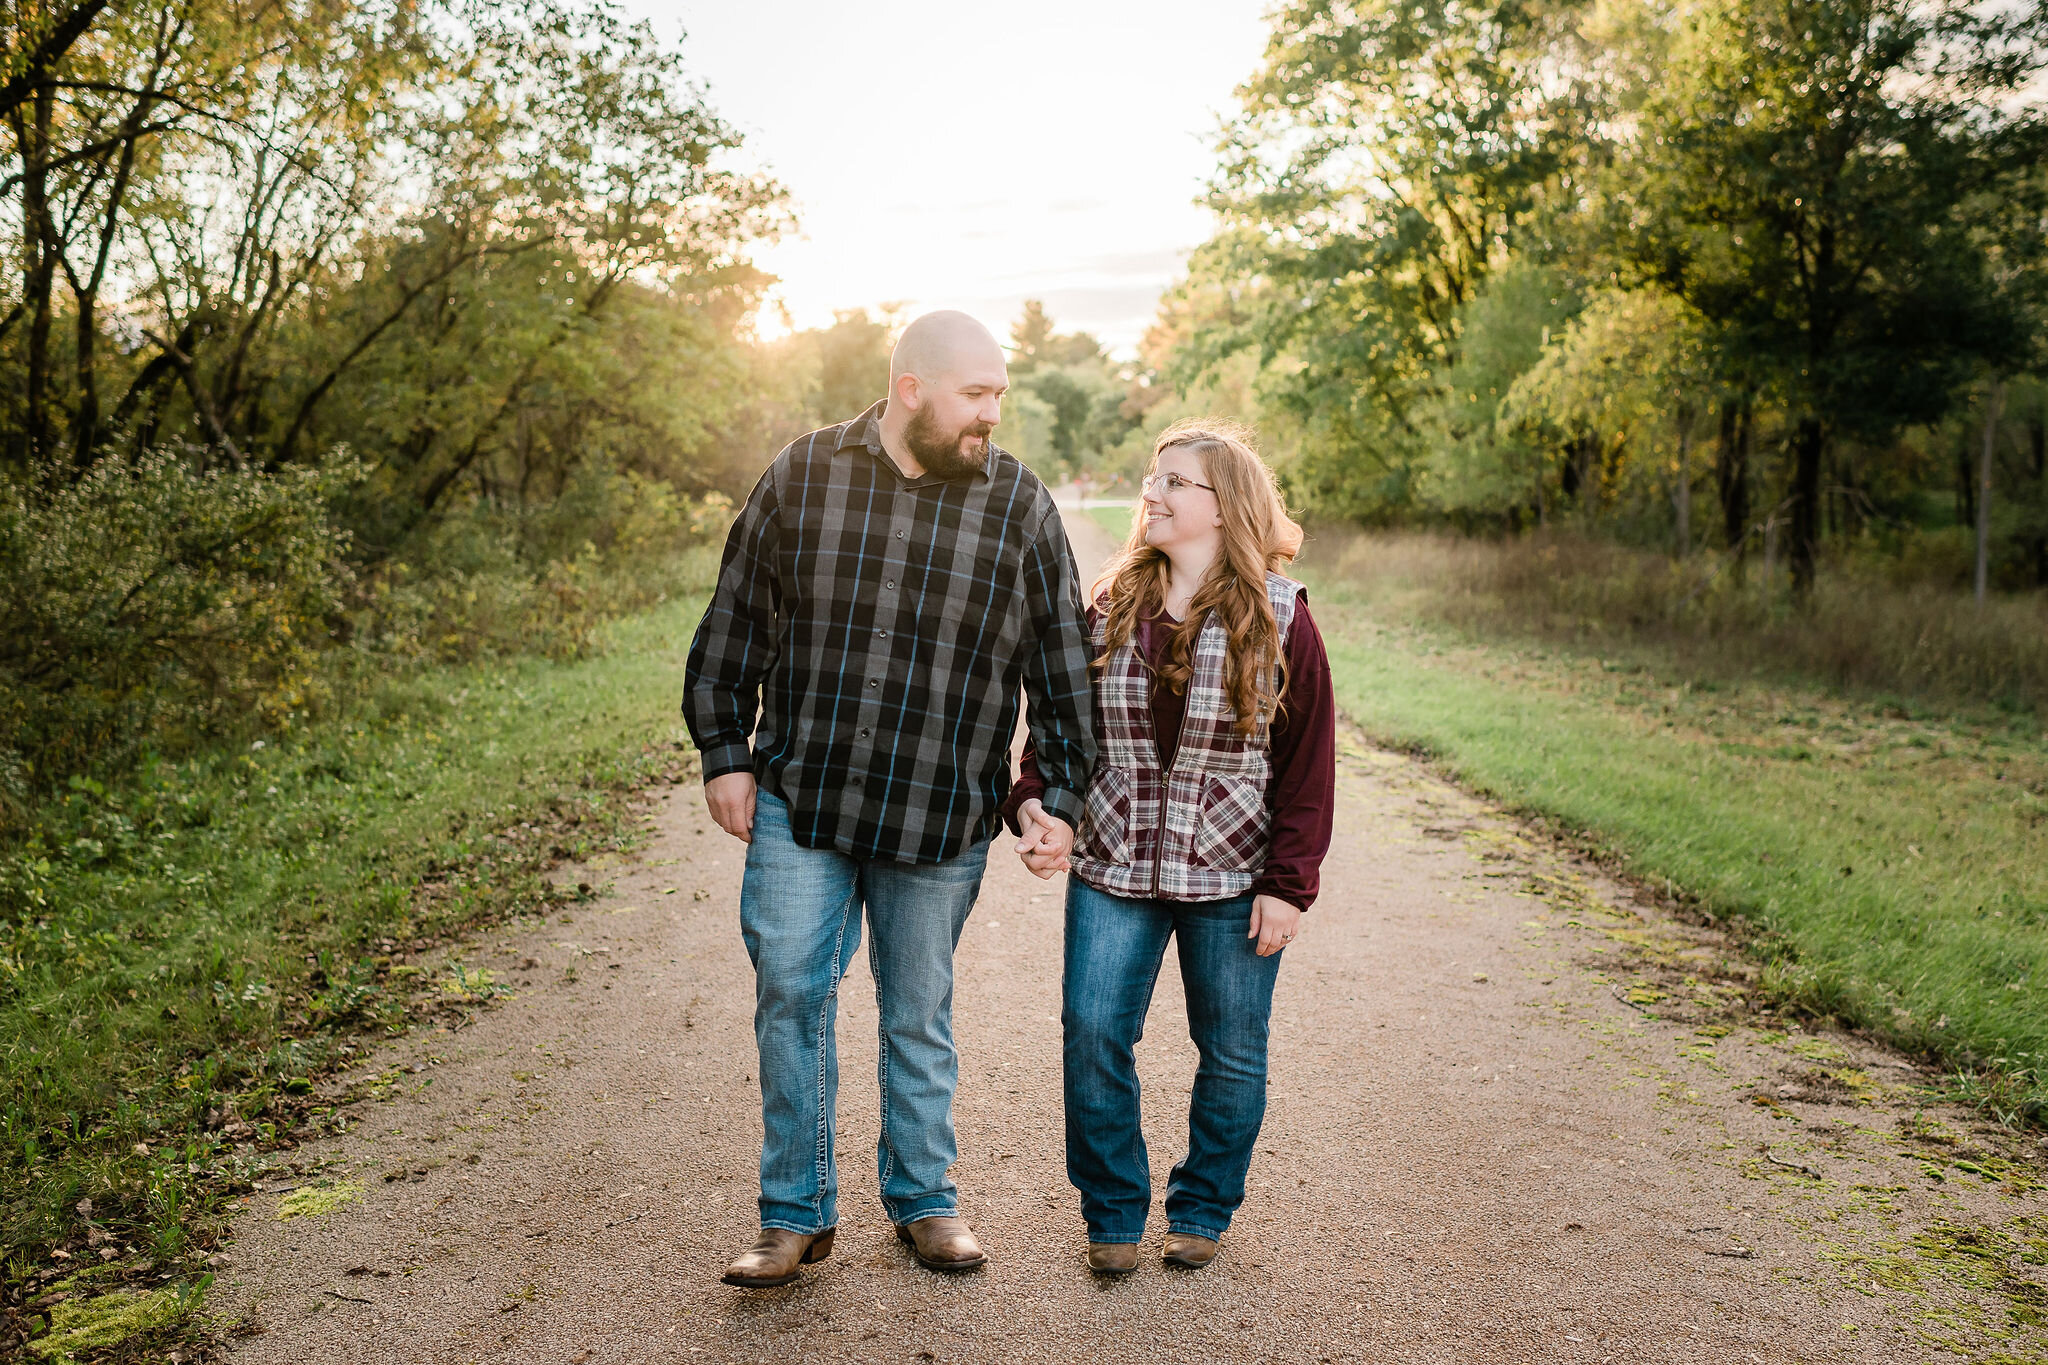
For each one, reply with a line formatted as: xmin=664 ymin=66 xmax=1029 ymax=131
xmin=1006 ymin=594 xmax=1337 ymax=911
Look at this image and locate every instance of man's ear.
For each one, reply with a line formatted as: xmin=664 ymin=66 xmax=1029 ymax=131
xmin=893 ymin=371 xmax=924 ymax=411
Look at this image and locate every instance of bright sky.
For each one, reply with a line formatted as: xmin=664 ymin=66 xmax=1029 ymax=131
xmin=624 ymin=0 xmax=1275 ymax=357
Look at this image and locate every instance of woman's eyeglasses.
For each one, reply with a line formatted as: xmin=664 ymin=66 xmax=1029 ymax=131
xmin=1141 ymin=472 xmax=1215 ymax=495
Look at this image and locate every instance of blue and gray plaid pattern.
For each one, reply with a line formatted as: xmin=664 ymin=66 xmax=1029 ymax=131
xmin=683 ymin=402 xmax=1096 ymax=865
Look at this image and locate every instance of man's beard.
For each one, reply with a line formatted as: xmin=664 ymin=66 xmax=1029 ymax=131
xmin=904 ymin=403 xmax=992 ymax=478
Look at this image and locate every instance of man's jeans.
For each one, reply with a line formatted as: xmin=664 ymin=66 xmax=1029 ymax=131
xmin=1062 ymin=879 xmax=1283 ymax=1244
xmin=739 ymin=793 xmax=990 ymax=1235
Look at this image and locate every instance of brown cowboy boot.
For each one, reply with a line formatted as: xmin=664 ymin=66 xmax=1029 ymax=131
xmin=1162 ymin=1231 xmax=1219 ymax=1268
xmin=1085 ymin=1242 xmax=1139 ymax=1275
xmin=721 ymin=1227 xmax=835 ymax=1288
xmin=895 ymin=1215 xmax=987 ymax=1271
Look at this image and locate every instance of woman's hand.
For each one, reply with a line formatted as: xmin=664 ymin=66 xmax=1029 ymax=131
xmin=1014 ymin=798 xmax=1073 ymax=878
xmin=1248 ymin=894 xmax=1301 ymax=956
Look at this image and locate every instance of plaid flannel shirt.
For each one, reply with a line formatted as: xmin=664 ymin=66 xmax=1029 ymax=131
xmin=683 ymin=402 xmax=1096 ymax=865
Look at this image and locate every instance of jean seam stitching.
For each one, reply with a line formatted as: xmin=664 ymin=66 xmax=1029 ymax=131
xmin=811 ymin=887 xmax=856 ymax=1229
xmin=875 ymin=918 xmax=897 ymax=1220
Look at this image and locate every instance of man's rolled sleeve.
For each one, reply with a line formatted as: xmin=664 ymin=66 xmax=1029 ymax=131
xmin=1018 ymin=507 xmax=1096 ymax=830
xmin=683 ymin=467 xmax=782 ymax=781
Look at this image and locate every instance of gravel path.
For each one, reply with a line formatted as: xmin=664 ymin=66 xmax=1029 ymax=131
xmin=218 ymin=515 xmax=2048 ymax=1364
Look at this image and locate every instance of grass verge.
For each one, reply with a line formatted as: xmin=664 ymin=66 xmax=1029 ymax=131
xmin=1 ymin=571 xmax=712 ymax=1356
xmin=1297 ymin=557 xmax=2048 ymax=1120
xmin=1085 ymin=503 xmax=1136 ymax=545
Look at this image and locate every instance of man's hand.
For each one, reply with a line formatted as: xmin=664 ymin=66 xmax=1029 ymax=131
xmin=705 ymin=771 xmax=758 ymax=844
xmin=1248 ymin=894 xmax=1302 ymax=956
xmin=1014 ymin=798 xmax=1074 ymax=879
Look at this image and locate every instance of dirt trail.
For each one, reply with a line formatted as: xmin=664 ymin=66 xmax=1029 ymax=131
xmin=219 ymin=513 xmax=2048 ymax=1364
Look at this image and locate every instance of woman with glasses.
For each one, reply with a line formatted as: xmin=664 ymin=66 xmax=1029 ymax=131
xmin=1008 ymin=419 xmax=1335 ymax=1274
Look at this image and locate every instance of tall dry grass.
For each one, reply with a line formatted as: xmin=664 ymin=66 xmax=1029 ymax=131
xmin=1302 ymin=527 xmax=2048 ymax=714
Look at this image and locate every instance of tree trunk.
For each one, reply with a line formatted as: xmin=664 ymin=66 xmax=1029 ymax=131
xmin=1976 ymin=381 xmax=2004 ymax=605
xmin=15 ymin=86 xmax=58 ymax=466
xmin=1761 ymin=511 xmax=1781 ymax=602
xmin=1673 ymin=421 xmax=1692 ymax=557
xmin=1956 ymin=431 xmax=1976 ymax=533
xmin=2030 ymin=393 xmax=2045 ymax=589
xmin=1717 ymin=397 xmax=1752 ymax=566
xmin=1561 ymin=435 xmax=1594 ymax=506
xmin=68 ymin=77 xmax=151 ymax=468
xmin=1789 ymin=415 xmax=1826 ymax=598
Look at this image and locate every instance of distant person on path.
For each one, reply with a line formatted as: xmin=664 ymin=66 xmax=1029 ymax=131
xmin=1010 ymin=419 xmax=1335 ymax=1274
xmin=684 ymin=311 xmax=1096 ymax=1288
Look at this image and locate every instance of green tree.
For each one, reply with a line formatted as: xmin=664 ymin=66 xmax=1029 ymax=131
xmin=813 ymin=309 xmax=893 ymax=420
xmin=1417 ymin=261 xmax=1581 ymax=526
xmin=1182 ymin=0 xmax=1596 ymax=514
xmin=1009 ymin=297 xmax=1103 ymax=373
xmin=1506 ymin=290 xmax=1723 ymax=552
xmin=1623 ymin=0 xmax=2048 ymax=592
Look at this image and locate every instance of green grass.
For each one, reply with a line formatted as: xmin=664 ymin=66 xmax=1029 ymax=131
xmin=1085 ymin=502 xmax=1136 ymax=544
xmin=1 ymin=573 xmax=712 ymax=1320
xmin=1299 ymin=568 xmax=2048 ymax=1116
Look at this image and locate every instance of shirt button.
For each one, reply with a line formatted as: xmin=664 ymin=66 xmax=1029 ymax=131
xmin=885 ymin=579 xmax=896 ymax=590
xmin=876 ymin=629 xmax=888 ymax=638
xmin=858 ymin=727 xmax=870 ymax=738
xmin=868 ymin=678 xmax=880 ymax=688
xmin=895 ymin=530 xmax=906 ymax=540
xmin=850 ymin=775 xmax=864 ymax=786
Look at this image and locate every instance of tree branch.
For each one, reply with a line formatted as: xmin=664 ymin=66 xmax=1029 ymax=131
xmin=0 ymin=0 xmax=112 ymax=125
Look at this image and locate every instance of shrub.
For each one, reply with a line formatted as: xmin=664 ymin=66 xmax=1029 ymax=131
xmin=343 ymin=464 xmax=727 ymax=665
xmin=0 ymin=452 xmax=358 ymax=826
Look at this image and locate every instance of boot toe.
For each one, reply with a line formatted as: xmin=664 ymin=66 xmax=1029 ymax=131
xmin=896 ymin=1216 xmax=988 ymax=1271
xmin=1086 ymin=1242 xmax=1140 ymax=1275
xmin=722 ymin=1228 xmax=832 ymax=1287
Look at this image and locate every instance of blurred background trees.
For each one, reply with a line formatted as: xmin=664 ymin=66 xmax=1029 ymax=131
xmin=6 ymin=0 xmax=2047 ymax=816
xmin=0 ymin=0 xmax=792 ymax=810
xmin=1161 ymin=0 xmax=2048 ymax=597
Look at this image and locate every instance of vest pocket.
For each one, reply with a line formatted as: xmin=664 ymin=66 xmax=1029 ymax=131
xmin=1190 ymin=773 xmax=1268 ymax=871
xmin=1078 ymin=764 xmax=1134 ymax=866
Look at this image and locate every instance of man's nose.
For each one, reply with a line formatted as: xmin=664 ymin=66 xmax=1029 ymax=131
xmin=980 ymin=395 xmax=1002 ymax=426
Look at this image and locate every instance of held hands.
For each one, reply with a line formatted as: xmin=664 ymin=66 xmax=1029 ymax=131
xmin=705 ymin=771 xmax=758 ymax=843
xmin=1249 ymin=894 xmax=1302 ymax=956
xmin=1014 ymin=798 xmax=1074 ymax=879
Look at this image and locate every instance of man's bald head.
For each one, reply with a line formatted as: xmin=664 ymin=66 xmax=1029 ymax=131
xmin=880 ymin=311 xmax=1008 ymax=479
xmin=889 ymin=310 xmax=1006 ymax=388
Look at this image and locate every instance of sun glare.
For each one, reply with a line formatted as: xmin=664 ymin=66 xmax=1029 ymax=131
xmin=629 ymin=0 xmax=1271 ymax=352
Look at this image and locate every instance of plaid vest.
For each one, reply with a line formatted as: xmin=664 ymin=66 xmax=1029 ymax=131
xmin=1070 ymin=572 xmax=1303 ymax=901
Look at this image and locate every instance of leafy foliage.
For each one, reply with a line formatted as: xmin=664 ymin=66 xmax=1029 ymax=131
xmin=1164 ymin=0 xmax=2048 ymax=596
xmin=0 ymin=0 xmax=782 ymax=802
xmin=0 ymin=453 xmax=356 ymax=826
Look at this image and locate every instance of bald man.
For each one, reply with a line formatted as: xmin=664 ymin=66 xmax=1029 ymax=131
xmin=684 ymin=311 xmax=1097 ymax=1286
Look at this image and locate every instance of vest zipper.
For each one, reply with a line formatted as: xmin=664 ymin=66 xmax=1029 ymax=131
xmin=1148 ymin=649 xmax=1193 ymax=901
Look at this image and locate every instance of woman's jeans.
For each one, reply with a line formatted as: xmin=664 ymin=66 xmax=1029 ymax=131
xmin=1063 ymin=878 xmax=1283 ymax=1244
xmin=739 ymin=794 xmax=990 ymax=1235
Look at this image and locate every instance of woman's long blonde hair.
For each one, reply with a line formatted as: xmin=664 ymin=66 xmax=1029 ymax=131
xmin=1093 ymin=419 xmax=1305 ymax=734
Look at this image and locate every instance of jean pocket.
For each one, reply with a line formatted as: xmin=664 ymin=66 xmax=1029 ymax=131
xmin=1191 ymin=774 xmax=1268 ymax=871
xmin=1078 ymin=764 xmax=1135 ymax=865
